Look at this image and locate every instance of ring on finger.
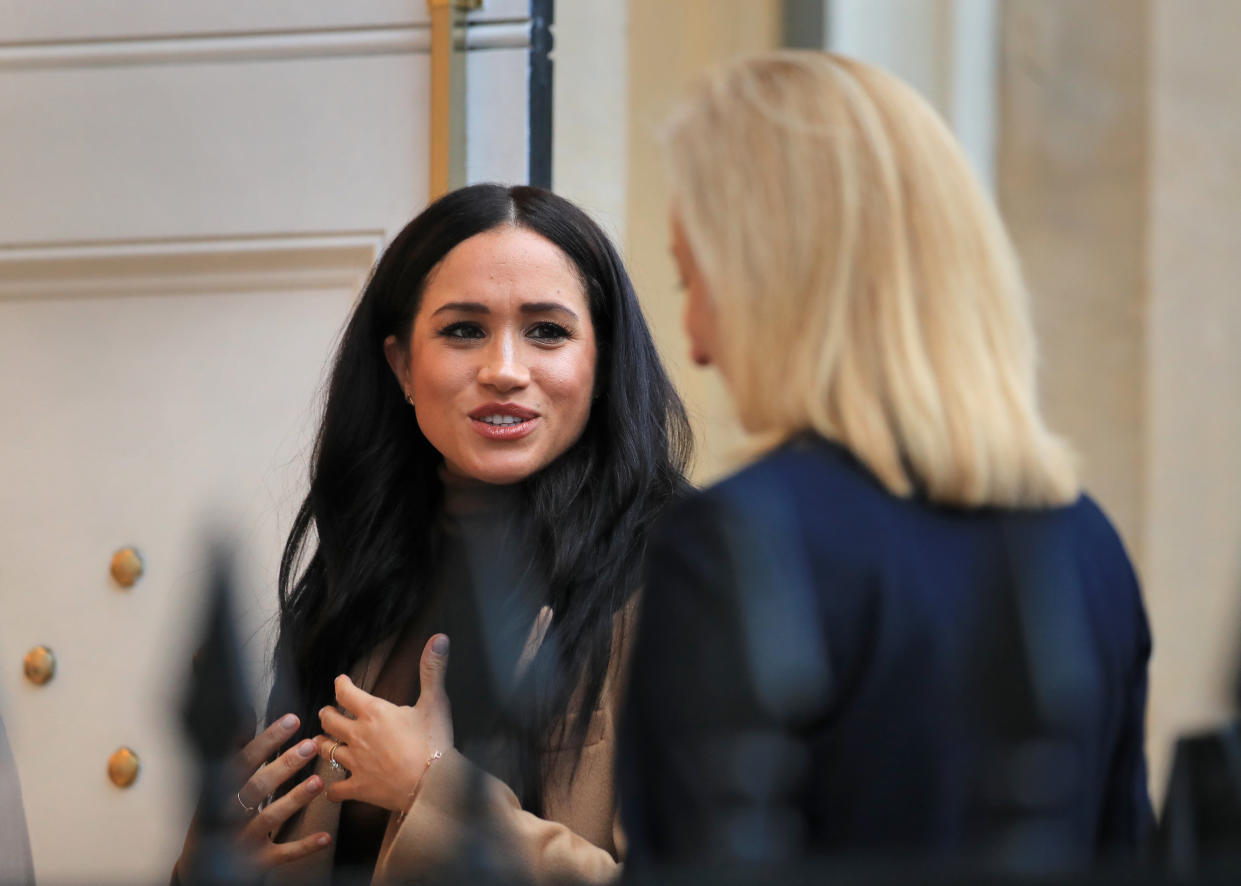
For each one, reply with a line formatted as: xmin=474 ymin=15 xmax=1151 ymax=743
xmin=329 ymin=740 xmax=345 ymax=772
xmin=237 ymin=790 xmax=259 ymax=814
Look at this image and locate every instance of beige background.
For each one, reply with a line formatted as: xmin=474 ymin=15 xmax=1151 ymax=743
xmin=1145 ymin=0 xmax=1241 ymax=793
xmin=998 ymin=0 xmax=1241 ymax=794
xmin=626 ymin=0 xmax=782 ymax=484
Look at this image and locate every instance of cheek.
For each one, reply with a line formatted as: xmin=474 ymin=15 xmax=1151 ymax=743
xmin=409 ymin=350 xmax=468 ymax=399
xmin=539 ymin=347 xmax=597 ymax=419
xmin=407 ymin=352 xmax=474 ymax=447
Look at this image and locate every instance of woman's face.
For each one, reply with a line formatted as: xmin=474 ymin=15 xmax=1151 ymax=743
xmin=670 ymin=212 xmax=719 ymax=368
xmin=384 ymin=225 xmax=598 ymax=485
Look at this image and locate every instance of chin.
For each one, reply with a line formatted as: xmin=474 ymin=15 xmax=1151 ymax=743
xmin=461 ymin=459 xmax=541 ymax=486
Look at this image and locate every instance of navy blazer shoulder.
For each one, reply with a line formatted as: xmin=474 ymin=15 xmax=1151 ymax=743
xmin=622 ymin=434 xmax=1154 ymax=869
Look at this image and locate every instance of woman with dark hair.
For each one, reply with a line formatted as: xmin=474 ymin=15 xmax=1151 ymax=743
xmin=176 ymin=183 xmax=691 ymax=884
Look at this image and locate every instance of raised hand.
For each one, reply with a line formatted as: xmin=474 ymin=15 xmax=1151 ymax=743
xmin=315 ymin=634 xmax=453 ymax=813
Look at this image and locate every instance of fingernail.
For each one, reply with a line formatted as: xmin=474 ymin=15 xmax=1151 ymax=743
xmin=432 ymin=635 xmax=449 ymax=656
xmin=280 ymin=714 xmax=297 ymax=730
xmin=297 ymin=740 xmax=317 ymax=758
xmin=317 ymin=834 xmax=331 ymax=846
xmin=306 ymin=776 xmax=323 ymax=793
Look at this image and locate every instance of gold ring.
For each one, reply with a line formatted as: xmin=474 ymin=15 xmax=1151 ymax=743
xmin=329 ymin=740 xmax=344 ymax=771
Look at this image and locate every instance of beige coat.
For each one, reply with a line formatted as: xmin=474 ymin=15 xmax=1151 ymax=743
xmin=271 ymin=607 xmax=630 ymax=885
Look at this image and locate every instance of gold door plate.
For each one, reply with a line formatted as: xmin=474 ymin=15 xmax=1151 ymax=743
xmin=110 ymin=547 xmax=144 ymax=588
xmin=108 ymin=747 xmax=140 ymax=788
xmin=23 ymin=646 xmax=56 ymax=686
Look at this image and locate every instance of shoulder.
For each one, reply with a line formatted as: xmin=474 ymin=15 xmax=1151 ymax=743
xmin=666 ymin=433 xmax=874 ymax=514
xmin=644 ymin=436 xmax=867 ymax=614
xmin=638 ymin=439 xmax=838 ymax=721
xmin=999 ymin=492 xmax=1148 ymax=670
xmin=653 ymin=434 xmax=894 ymax=562
xmin=1011 ymin=492 xmax=1142 ymax=596
xmin=1060 ymin=492 xmax=1148 ymax=635
xmin=1064 ymin=493 xmax=1139 ymax=570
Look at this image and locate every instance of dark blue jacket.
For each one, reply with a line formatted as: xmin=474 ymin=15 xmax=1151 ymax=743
xmin=621 ymin=434 xmax=1153 ymax=871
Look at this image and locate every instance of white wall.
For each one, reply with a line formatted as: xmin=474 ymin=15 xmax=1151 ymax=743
xmin=828 ymin=0 xmax=998 ymax=191
xmin=552 ymin=0 xmax=630 ymax=248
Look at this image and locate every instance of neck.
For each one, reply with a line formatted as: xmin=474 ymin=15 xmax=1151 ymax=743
xmin=438 ymin=463 xmax=520 ymax=518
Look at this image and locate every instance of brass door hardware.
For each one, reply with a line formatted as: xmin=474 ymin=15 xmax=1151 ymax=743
xmin=110 ymin=547 xmax=144 ymax=588
xmin=107 ymin=747 xmax=140 ymax=788
xmin=427 ymin=0 xmax=482 ymax=198
xmin=23 ymin=645 xmax=56 ymax=685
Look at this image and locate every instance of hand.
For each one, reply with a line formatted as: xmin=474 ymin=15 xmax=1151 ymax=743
xmin=175 ymin=714 xmax=332 ymax=877
xmin=316 ymin=634 xmax=454 ymax=812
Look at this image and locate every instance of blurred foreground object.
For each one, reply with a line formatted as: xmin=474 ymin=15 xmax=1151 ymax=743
xmin=1156 ymin=580 xmax=1241 ymax=875
xmin=0 ymin=712 xmax=35 ymax=885
xmin=1160 ymin=722 xmax=1241 ymax=876
xmin=177 ymin=543 xmax=260 ymax=886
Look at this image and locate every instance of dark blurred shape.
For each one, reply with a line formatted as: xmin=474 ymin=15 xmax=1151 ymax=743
xmin=177 ymin=541 xmax=261 ymax=886
xmin=967 ymin=517 xmax=1105 ymax=873
xmin=620 ymin=859 xmax=1240 ymax=886
xmin=0 ymin=711 xmax=35 ymax=886
xmin=408 ymin=508 xmax=554 ymax=886
xmin=621 ymin=470 xmax=832 ymax=866
xmin=1160 ymin=722 xmax=1241 ymax=877
xmin=1156 ymin=570 xmax=1241 ymax=877
xmin=782 ymin=0 xmax=826 ymax=49
xmin=528 ymin=0 xmax=554 ymax=189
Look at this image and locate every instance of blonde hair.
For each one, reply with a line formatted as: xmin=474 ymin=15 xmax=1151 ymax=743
xmin=664 ymin=51 xmax=1077 ymax=508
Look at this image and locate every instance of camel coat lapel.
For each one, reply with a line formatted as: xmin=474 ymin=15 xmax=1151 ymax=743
xmin=269 ymin=603 xmax=629 ymax=885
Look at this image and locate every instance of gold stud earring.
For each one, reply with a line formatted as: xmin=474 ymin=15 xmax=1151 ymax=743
xmin=405 ymin=391 xmax=415 ymax=407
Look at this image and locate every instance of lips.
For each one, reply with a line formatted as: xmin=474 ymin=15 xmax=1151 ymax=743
xmin=468 ymin=402 xmax=540 ymax=441
xmin=469 ymin=403 xmax=538 ymax=422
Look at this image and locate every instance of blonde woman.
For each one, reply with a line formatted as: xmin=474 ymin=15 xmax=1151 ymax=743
xmin=622 ymin=52 xmax=1153 ymax=871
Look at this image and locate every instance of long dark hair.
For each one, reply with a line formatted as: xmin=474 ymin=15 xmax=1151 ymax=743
xmin=272 ymin=184 xmax=692 ymax=812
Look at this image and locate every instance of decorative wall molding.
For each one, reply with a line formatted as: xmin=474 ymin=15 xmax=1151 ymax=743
xmin=467 ymin=22 xmax=533 ymax=51
xmin=0 ymin=231 xmax=385 ymax=300
xmin=0 ymin=22 xmax=531 ymax=70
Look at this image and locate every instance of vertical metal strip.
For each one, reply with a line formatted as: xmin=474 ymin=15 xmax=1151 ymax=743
xmin=782 ymin=0 xmax=828 ymax=48
xmin=528 ymin=0 xmax=554 ymax=188
xmin=427 ymin=0 xmax=476 ymax=200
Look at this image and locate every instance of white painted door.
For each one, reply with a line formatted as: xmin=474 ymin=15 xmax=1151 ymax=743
xmin=0 ymin=1 xmax=541 ymax=882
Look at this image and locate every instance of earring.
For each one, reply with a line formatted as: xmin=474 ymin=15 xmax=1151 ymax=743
xmin=405 ymin=390 xmax=415 ymax=407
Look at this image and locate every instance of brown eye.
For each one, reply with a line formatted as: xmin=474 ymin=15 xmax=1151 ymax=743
xmin=528 ymin=322 xmax=571 ymax=342
xmin=438 ymin=322 xmax=485 ymax=340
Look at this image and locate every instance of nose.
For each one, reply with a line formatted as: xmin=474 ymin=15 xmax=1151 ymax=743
xmin=476 ymin=332 xmax=530 ymax=393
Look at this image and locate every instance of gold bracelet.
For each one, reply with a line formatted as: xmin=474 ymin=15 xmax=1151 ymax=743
xmin=396 ymin=749 xmax=444 ymax=824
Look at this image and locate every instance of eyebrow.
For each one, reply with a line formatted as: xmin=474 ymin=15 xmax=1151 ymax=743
xmin=430 ymin=301 xmax=580 ymax=321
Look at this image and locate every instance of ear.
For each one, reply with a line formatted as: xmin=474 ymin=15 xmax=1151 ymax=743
xmin=382 ymin=334 xmax=410 ymax=393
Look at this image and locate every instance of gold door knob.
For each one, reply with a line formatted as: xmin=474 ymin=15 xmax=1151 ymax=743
xmin=23 ymin=646 xmax=56 ymax=685
xmin=110 ymin=547 xmax=144 ymax=588
xmin=107 ymin=747 xmax=140 ymax=788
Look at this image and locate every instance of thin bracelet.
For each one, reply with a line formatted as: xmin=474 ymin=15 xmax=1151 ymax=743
xmin=396 ymin=749 xmax=444 ymax=824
